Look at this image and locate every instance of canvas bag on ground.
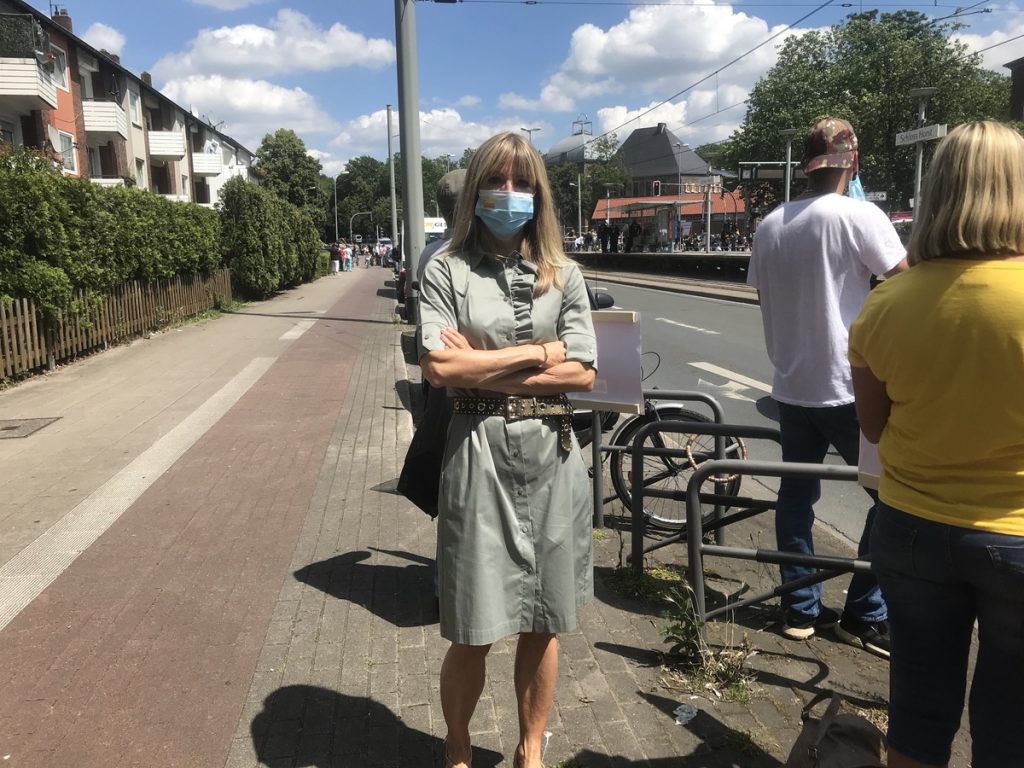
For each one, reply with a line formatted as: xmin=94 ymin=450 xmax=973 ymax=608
xmin=784 ymin=692 xmax=886 ymax=768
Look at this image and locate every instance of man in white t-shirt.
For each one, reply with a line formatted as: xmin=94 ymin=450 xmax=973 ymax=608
xmin=748 ymin=117 xmax=907 ymax=657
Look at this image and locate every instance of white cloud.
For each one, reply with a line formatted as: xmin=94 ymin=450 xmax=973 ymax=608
xmin=953 ymin=16 xmax=1024 ymax=72
xmin=327 ymin=107 xmax=541 ymax=159
xmin=82 ymin=22 xmax=126 ymax=56
xmin=306 ymin=149 xmax=348 ymax=179
xmin=455 ymin=95 xmax=481 ymax=108
xmin=152 ymin=9 xmax=395 ymax=80
xmin=188 ymin=0 xmax=268 ymax=9
xmin=498 ymin=4 xmax=804 ymax=145
xmin=160 ymin=75 xmax=339 ymax=151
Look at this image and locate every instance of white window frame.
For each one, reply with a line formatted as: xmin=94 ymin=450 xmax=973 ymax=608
xmin=58 ymin=130 xmax=76 ymax=173
xmin=49 ymin=44 xmax=69 ymax=92
xmin=129 ymin=90 xmax=141 ymax=126
xmin=0 ymin=119 xmax=14 ymax=146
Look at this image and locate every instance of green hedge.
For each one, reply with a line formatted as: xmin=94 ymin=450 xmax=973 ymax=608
xmin=0 ymin=147 xmax=325 ymax=319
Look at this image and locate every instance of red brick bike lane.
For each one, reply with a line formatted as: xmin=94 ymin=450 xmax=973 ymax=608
xmin=0 ymin=276 xmax=383 ymax=768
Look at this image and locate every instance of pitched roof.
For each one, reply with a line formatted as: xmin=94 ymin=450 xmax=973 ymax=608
xmin=618 ymin=123 xmax=708 ymax=178
xmin=589 ymin=193 xmax=745 ymax=221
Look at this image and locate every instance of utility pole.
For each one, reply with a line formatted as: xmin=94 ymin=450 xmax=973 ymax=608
xmin=387 ymin=105 xmax=398 ymax=247
xmin=780 ymin=128 xmax=798 ymax=203
xmin=521 ymin=127 xmax=541 ymax=145
xmin=395 ymin=0 xmax=426 ymax=319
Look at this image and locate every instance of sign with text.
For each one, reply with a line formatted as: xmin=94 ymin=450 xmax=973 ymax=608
xmin=569 ymin=310 xmax=644 ymax=414
xmin=865 ymin=191 xmax=888 ymax=202
xmin=895 ymin=123 xmax=948 ymax=146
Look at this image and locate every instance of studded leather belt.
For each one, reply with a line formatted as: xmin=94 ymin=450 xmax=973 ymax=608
xmin=451 ymin=395 xmax=574 ymax=452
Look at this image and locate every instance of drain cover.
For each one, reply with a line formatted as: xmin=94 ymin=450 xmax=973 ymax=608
xmin=0 ymin=418 xmax=61 ymax=439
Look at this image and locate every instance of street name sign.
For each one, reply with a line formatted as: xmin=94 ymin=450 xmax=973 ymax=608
xmin=865 ymin=191 xmax=888 ymax=202
xmin=895 ymin=124 xmax=948 ymax=147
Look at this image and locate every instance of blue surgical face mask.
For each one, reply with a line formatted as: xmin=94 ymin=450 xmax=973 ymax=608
xmin=847 ymin=174 xmax=866 ymax=201
xmin=475 ymin=190 xmax=534 ymax=241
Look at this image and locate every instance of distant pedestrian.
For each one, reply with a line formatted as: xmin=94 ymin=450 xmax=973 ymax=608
xmin=748 ymin=116 xmax=907 ymax=656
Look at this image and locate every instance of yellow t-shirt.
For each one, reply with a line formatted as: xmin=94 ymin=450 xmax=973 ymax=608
xmin=849 ymin=259 xmax=1024 ymax=535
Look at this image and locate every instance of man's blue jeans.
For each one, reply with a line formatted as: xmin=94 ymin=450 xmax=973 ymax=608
xmin=775 ymin=401 xmax=886 ymax=622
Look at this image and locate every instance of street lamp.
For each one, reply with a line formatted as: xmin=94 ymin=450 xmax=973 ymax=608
xmin=521 ymin=127 xmax=541 ymax=145
xmin=349 ymin=210 xmax=372 ymax=243
xmin=569 ymin=177 xmax=582 ymax=240
xmin=780 ymin=128 xmax=798 ymax=203
xmin=603 ymin=182 xmax=620 ymax=225
xmin=909 ymin=86 xmax=938 ymax=211
xmin=674 ymin=142 xmax=689 ymax=250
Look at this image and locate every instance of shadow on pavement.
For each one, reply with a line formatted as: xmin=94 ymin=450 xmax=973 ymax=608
xmin=251 ymin=684 xmax=504 ymax=767
xmin=227 ymin=310 xmax=396 ymax=325
xmin=294 ymin=550 xmax=437 ymax=628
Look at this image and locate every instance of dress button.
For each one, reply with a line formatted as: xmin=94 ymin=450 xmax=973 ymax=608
xmin=521 ymin=525 xmax=529 ymax=533
xmin=515 ymin=488 xmax=524 ymax=497
xmin=511 ymin=449 xmax=520 ymax=458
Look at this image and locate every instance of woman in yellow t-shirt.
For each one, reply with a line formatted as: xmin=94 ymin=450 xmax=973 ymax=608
xmin=848 ymin=121 xmax=1024 ymax=768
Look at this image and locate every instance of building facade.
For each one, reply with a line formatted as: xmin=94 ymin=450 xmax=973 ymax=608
xmin=0 ymin=1 xmax=253 ymax=206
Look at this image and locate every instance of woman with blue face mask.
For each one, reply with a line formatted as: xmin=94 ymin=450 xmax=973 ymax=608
xmin=416 ymin=132 xmax=598 ymax=768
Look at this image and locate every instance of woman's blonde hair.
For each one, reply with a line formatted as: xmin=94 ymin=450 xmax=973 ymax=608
xmin=909 ymin=121 xmax=1024 ymax=264
xmin=448 ymin=131 xmax=567 ymax=294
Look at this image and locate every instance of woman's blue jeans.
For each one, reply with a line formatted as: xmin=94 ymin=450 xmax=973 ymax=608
xmin=775 ymin=401 xmax=886 ymax=622
xmin=871 ymin=503 xmax=1024 ymax=767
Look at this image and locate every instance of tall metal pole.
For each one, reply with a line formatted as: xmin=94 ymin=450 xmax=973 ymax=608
xmin=704 ymin=162 xmax=712 ymax=254
xmin=909 ymin=87 xmax=937 ymax=212
xmin=576 ymin=171 xmax=582 ymax=238
xmin=333 ymin=179 xmax=338 ymax=242
xmin=781 ymin=128 xmax=797 ymax=203
xmin=395 ymin=0 xmax=426 ymax=319
xmin=387 ymin=105 xmax=398 ymax=247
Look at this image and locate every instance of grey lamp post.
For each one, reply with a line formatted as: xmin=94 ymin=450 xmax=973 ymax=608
xmin=521 ymin=127 xmax=541 ymax=145
xmin=782 ymin=128 xmax=798 ymax=202
xmin=909 ymin=87 xmax=938 ymax=210
xmin=569 ymin=178 xmax=582 ymax=238
xmin=350 ymin=211 xmax=372 ymax=243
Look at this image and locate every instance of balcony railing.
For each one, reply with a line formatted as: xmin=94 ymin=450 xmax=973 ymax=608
xmin=90 ymin=177 xmax=125 ymax=188
xmin=83 ymin=99 xmax=128 ymax=139
xmin=191 ymin=151 xmax=222 ymax=176
xmin=0 ymin=57 xmax=57 ymax=112
xmin=147 ymin=130 xmax=186 ymax=159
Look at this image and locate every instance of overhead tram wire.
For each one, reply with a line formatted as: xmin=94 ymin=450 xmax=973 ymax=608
xmin=432 ymin=1 xmax=985 ymax=7
xmin=975 ymin=30 xmax=1024 ymax=53
xmin=576 ymin=0 xmax=838 ymax=151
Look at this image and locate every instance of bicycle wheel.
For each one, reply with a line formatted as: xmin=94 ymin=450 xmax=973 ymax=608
xmin=609 ymin=405 xmax=744 ymax=530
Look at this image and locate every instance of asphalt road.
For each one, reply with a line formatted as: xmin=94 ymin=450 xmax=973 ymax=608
xmin=587 ymin=278 xmax=873 ymax=548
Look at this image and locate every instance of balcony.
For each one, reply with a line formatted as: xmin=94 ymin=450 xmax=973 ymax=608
xmin=191 ymin=151 xmax=222 ymax=176
xmin=147 ymin=130 xmax=186 ymax=159
xmin=160 ymin=193 xmax=191 ymax=203
xmin=0 ymin=57 xmax=57 ymax=113
xmin=83 ymin=100 xmax=128 ymax=140
xmin=90 ymin=177 xmax=125 ymax=188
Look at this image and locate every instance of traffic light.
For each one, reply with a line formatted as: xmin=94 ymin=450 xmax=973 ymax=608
xmin=653 ymin=180 xmax=661 ymax=196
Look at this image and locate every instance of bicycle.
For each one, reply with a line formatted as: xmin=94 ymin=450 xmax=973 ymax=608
xmin=575 ymin=352 xmax=747 ymax=531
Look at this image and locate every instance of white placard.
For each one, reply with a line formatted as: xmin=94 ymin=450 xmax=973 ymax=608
xmin=895 ymin=123 xmax=947 ymax=146
xmin=858 ymin=431 xmax=882 ymax=490
xmin=569 ymin=310 xmax=644 ymax=414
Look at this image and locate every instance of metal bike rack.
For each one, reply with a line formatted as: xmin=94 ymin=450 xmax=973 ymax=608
xmin=626 ymin=421 xmax=783 ymax=576
xmin=590 ymin=390 xmax=725 ymax=530
xmin=684 ymin=458 xmax=865 ymax=622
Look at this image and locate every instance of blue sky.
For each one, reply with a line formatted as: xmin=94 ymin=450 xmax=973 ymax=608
xmin=34 ymin=0 xmax=1024 ymax=176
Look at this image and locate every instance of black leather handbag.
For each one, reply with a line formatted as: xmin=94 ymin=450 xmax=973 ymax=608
xmin=397 ymin=382 xmax=452 ymax=519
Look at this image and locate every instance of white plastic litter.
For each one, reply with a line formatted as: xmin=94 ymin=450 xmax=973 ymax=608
xmin=674 ymin=703 xmax=698 ymax=725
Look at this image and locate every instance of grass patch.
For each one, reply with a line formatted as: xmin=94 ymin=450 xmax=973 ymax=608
xmin=608 ymin=563 xmax=688 ymax=604
xmin=592 ymin=529 xmax=606 ymax=541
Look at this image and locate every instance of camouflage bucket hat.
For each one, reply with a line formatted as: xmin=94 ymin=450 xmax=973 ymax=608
xmin=802 ymin=117 xmax=858 ymax=173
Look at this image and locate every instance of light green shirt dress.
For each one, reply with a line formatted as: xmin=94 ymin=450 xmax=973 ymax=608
xmin=417 ymin=249 xmax=598 ymax=645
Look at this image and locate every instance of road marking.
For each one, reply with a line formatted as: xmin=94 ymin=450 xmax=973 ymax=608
xmin=279 ymin=319 xmax=316 ymax=341
xmin=689 ymin=362 xmax=772 ymax=393
xmin=0 ymin=357 xmax=276 ymax=631
xmin=657 ymin=317 xmax=720 ymax=336
xmin=697 ymin=378 xmax=757 ymax=403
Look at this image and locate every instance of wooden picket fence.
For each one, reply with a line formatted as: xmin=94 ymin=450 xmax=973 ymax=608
xmin=0 ymin=269 xmax=232 ymax=379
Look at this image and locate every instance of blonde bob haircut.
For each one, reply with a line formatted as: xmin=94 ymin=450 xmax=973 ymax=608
xmin=448 ymin=131 xmax=568 ymax=295
xmin=909 ymin=121 xmax=1024 ymax=265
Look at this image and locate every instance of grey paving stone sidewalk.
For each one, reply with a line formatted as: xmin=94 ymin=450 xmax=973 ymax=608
xmin=224 ymin=285 xmax=972 ymax=768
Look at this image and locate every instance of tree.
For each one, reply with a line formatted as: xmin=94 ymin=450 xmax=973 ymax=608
xmin=716 ymin=11 xmax=1010 ymax=213
xmin=255 ymin=129 xmax=323 ymax=213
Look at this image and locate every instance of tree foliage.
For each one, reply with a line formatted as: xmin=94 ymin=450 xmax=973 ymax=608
xmin=255 ymin=128 xmax=324 ymax=217
xmin=715 ymin=10 xmax=1010 ymax=212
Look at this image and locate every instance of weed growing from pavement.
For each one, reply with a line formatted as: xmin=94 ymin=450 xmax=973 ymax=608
xmin=608 ymin=564 xmax=755 ymax=703
xmin=592 ymin=528 xmax=606 ymax=541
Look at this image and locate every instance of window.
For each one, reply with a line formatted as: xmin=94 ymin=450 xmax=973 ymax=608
xmin=88 ymin=146 xmax=101 ymax=177
xmin=58 ymin=131 xmax=75 ymax=173
xmin=129 ymin=91 xmax=141 ymax=126
xmin=49 ymin=45 xmax=68 ymax=91
xmin=181 ymin=174 xmax=188 ymax=198
xmin=0 ymin=120 xmax=13 ymax=147
xmin=135 ymin=159 xmax=145 ymax=187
